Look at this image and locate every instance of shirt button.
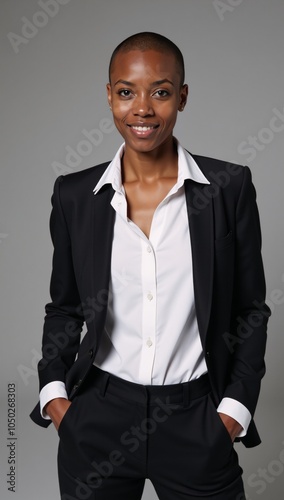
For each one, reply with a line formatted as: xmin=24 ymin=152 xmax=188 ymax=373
xmin=146 ymin=338 xmax=153 ymax=347
xmin=147 ymin=293 xmax=153 ymax=301
xmin=147 ymin=246 xmax=152 ymax=253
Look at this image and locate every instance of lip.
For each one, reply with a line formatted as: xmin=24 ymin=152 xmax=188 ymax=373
xmin=127 ymin=122 xmax=159 ymax=138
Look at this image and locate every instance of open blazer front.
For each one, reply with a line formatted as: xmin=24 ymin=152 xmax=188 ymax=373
xmin=30 ymin=153 xmax=270 ymax=448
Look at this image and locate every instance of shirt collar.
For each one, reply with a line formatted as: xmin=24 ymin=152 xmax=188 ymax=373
xmin=93 ymin=139 xmax=210 ymax=195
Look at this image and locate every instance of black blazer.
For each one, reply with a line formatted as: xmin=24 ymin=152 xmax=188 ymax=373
xmin=30 ymin=153 xmax=270 ymax=447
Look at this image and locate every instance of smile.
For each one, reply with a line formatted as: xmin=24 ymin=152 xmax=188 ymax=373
xmin=128 ymin=123 xmax=159 ymax=138
xmin=131 ymin=126 xmax=155 ymax=131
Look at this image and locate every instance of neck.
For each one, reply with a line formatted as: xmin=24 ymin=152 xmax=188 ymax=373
xmin=122 ymin=137 xmax=178 ymax=183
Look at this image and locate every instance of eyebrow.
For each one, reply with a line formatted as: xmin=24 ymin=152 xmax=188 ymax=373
xmin=113 ymin=79 xmax=174 ymax=87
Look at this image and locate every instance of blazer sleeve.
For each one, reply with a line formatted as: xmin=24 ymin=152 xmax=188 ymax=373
xmin=37 ymin=176 xmax=84 ymax=392
xmin=222 ymin=166 xmax=271 ymax=416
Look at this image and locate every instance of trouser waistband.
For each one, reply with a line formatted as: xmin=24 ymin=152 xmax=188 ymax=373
xmin=90 ymin=365 xmax=211 ymax=407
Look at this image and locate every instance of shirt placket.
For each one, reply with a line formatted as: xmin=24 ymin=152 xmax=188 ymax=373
xmin=138 ymin=237 xmax=157 ymax=384
xmin=138 ymin=199 xmax=170 ymax=384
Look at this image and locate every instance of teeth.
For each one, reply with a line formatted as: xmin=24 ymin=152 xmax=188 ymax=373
xmin=132 ymin=126 xmax=154 ymax=131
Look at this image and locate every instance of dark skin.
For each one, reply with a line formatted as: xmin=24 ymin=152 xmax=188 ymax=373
xmin=45 ymin=48 xmax=242 ymax=441
xmin=107 ymin=49 xmax=185 ymax=238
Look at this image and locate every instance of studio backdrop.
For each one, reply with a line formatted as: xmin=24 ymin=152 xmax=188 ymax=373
xmin=0 ymin=1 xmax=283 ymax=499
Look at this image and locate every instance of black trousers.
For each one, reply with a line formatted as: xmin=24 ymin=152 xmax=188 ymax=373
xmin=57 ymin=366 xmax=245 ymax=500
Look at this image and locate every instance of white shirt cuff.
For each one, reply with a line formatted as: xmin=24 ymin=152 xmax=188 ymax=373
xmin=39 ymin=381 xmax=68 ymax=419
xmin=217 ymin=397 xmax=251 ymax=437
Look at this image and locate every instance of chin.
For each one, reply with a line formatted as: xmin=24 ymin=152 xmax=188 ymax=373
xmin=125 ymin=136 xmax=168 ymax=154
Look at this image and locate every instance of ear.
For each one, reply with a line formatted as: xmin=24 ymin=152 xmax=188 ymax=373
xmin=106 ymin=83 xmax=112 ymax=110
xmin=178 ymin=84 xmax=189 ymax=111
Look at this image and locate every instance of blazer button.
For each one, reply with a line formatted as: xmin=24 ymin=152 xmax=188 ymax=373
xmin=73 ymin=379 xmax=82 ymax=392
xmin=89 ymin=349 xmax=94 ymax=357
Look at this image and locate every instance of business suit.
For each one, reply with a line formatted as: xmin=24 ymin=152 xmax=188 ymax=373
xmin=30 ymin=152 xmax=270 ymax=497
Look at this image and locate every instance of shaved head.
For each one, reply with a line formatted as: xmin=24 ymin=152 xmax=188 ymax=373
xmin=108 ymin=32 xmax=185 ymax=86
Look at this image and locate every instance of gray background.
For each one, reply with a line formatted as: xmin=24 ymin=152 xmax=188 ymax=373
xmin=1 ymin=0 xmax=283 ymax=498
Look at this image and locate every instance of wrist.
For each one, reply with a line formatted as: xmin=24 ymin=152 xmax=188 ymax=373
xmin=218 ymin=412 xmax=243 ymax=441
xmin=44 ymin=397 xmax=70 ymax=424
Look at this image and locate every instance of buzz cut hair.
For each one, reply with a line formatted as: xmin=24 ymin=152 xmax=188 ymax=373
xmin=108 ymin=31 xmax=185 ymax=86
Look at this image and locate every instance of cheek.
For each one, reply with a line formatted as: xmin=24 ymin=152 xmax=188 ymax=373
xmin=159 ymin=102 xmax=179 ymax=119
xmin=112 ymin=113 xmax=128 ymax=135
xmin=162 ymin=110 xmax=179 ymax=127
xmin=112 ymin=99 xmax=131 ymax=115
xmin=112 ymin=111 xmax=130 ymax=127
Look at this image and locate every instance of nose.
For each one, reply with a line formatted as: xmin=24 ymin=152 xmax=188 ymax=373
xmin=132 ymin=93 xmax=154 ymax=117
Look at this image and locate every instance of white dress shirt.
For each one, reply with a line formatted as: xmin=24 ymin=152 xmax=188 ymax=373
xmin=40 ymin=140 xmax=251 ymax=436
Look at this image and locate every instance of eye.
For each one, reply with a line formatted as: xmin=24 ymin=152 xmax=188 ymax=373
xmin=118 ymin=89 xmax=132 ymax=98
xmin=154 ymin=89 xmax=170 ymax=98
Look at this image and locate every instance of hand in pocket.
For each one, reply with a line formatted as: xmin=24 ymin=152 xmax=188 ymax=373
xmin=44 ymin=398 xmax=72 ymax=431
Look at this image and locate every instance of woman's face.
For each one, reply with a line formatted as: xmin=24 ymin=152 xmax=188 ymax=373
xmin=107 ymin=49 xmax=188 ymax=155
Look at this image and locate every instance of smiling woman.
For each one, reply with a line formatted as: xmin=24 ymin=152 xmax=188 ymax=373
xmin=30 ymin=31 xmax=270 ymax=500
xmin=107 ymin=49 xmax=188 ymax=158
xmin=105 ymin=47 xmax=189 ymax=237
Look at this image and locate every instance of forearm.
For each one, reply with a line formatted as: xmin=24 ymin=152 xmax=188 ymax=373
xmin=223 ymin=166 xmax=270 ymax=414
xmin=38 ymin=175 xmax=84 ymax=390
xmin=38 ymin=312 xmax=83 ymax=390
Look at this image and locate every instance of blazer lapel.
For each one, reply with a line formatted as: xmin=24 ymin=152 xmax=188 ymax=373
xmin=185 ymin=179 xmax=214 ymax=346
xmin=91 ymin=184 xmax=116 ymax=336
